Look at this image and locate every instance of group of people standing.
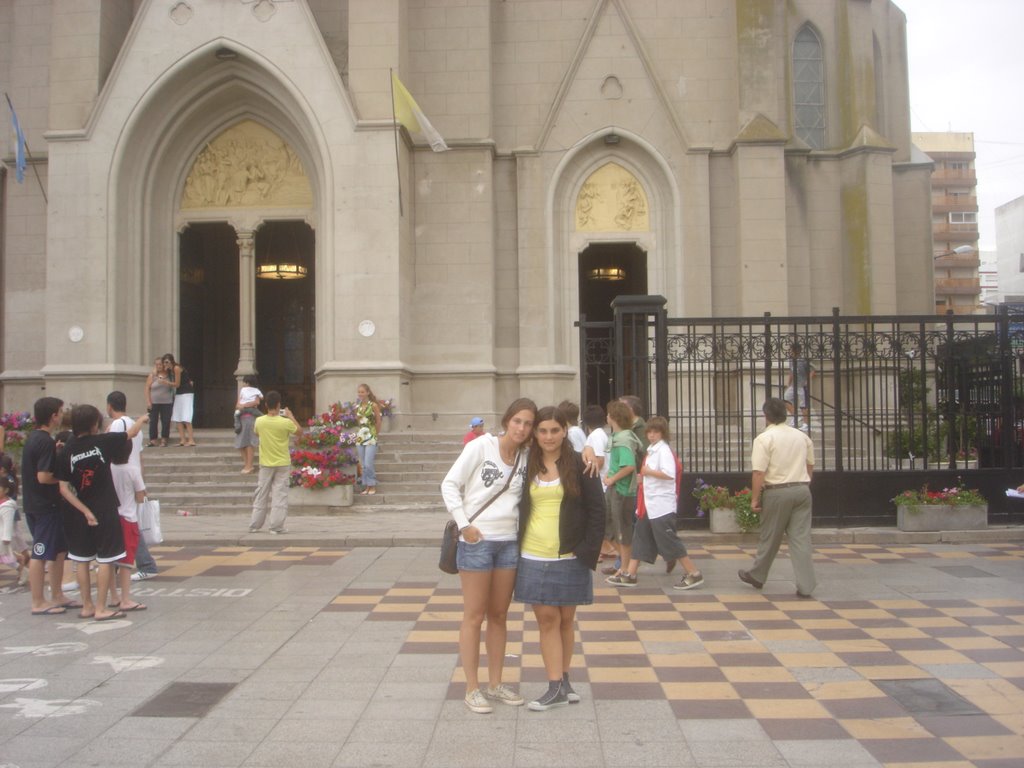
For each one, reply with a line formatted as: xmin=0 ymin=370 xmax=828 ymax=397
xmin=145 ymin=354 xmax=195 ymax=448
xmin=442 ymin=393 xmax=818 ymax=714
xmin=17 ymin=394 xmax=157 ymax=620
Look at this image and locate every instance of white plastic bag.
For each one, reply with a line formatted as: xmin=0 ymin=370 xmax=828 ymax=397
xmin=138 ymin=498 xmax=163 ymax=545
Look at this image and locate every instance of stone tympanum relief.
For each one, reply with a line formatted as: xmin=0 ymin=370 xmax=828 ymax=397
xmin=575 ymin=162 xmax=649 ymax=232
xmin=181 ymin=120 xmax=312 ymax=209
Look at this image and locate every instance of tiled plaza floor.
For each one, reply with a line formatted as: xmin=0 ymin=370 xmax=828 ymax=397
xmin=1 ymin=541 xmax=1022 ymax=767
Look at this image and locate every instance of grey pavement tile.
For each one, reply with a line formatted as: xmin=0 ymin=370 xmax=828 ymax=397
xmin=286 ymin=697 xmax=369 ymax=720
xmin=196 ymin=653 xmax=274 ymax=670
xmin=515 ymin=740 xmax=604 ymax=767
xmin=0 ymin=734 xmax=82 ymax=766
xmin=66 ymin=736 xmax=177 ymax=766
xmin=153 ymin=738 xmax=257 ymax=766
xmin=593 ymin=699 xmax=677 ymax=721
xmin=207 ymin=696 xmax=293 ymax=719
xmin=102 ymin=715 xmax=198 ymax=741
xmin=242 ymin=738 xmax=343 ymax=767
xmin=265 ymin=716 xmax=357 ymax=742
xmin=307 ymin=666 xmax=389 ymax=686
xmin=423 ymin=738 xmax=516 ymax=768
xmin=600 ymin=740 xmax=697 ymax=767
xmin=359 ymin=698 xmax=444 ymax=721
xmin=327 ymin=652 xmax=398 ymax=669
xmin=514 ymin=717 xmax=600 ymax=742
xmin=919 ymin=662 xmax=999 ymax=679
xmin=688 ymin=740 xmax=788 ymax=767
xmin=371 ymin=681 xmax=451 ymax=702
xmin=22 ymin=712 xmax=124 ymax=740
xmin=388 ymin=653 xmax=456 ymax=669
xmin=332 ymin=740 xmax=429 ymax=768
xmin=346 ymin=717 xmax=436 ymax=744
xmin=228 ymin=680 xmax=309 ymax=701
xmin=677 ymin=718 xmax=770 ymax=742
xmin=774 ymin=739 xmax=882 ymax=766
xmin=432 ymin=717 xmax=517 ymax=742
xmin=338 ymin=640 xmax=406 ymax=655
xmin=381 ymin=664 xmax=454 ymax=683
xmin=175 ymin=667 xmax=251 ymax=684
xmin=181 ymin=716 xmax=279 ymax=742
xmin=759 ymin=639 xmax=830 ymax=653
xmin=789 ymin=666 xmax=863 ymax=684
xmin=245 ymin=664 xmax=323 ymax=683
xmin=592 ymin=713 xmax=688 ymax=743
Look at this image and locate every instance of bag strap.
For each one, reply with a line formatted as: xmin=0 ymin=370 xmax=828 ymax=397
xmin=464 ymin=450 xmax=521 ymax=526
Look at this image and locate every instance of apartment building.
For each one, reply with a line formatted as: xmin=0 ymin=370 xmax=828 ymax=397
xmin=912 ymin=132 xmax=982 ymax=314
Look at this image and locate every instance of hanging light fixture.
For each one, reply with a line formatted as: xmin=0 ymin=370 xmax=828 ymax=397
xmin=588 ymin=267 xmax=626 ymax=281
xmin=256 ymin=223 xmax=308 ymax=280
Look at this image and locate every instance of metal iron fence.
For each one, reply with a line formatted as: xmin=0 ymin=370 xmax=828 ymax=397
xmin=578 ymin=297 xmax=1024 ymax=526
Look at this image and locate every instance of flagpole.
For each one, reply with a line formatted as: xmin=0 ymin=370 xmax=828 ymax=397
xmin=388 ymin=69 xmax=403 ymax=217
xmin=3 ymin=92 xmax=47 ymax=204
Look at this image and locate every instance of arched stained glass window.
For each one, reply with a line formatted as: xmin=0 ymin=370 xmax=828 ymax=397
xmin=793 ymin=25 xmax=825 ymax=149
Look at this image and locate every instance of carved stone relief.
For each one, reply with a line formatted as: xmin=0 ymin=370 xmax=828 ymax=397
xmin=575 ymin=162 xmax=650 ymax=232
xmin=181 ymin=120 xmax=312 ymax=209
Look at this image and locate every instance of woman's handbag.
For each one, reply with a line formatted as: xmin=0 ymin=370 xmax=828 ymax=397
xmin=439 ymin=451 xmax=521 ymax=574
xmin=138 ymin=498 xmax=163 ymax=545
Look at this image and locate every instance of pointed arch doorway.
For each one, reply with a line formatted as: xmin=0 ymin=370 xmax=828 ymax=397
xmin=578 ymin=242 xmax=647 ymax=407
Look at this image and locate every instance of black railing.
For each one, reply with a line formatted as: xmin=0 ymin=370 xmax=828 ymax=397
xmin=577 ymin=300 xmax=1024 ymax=526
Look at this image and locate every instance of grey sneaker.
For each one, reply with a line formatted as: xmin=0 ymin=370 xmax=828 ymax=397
xmin=248 ymin=526 xmax=261 ymax=533
xmin=485 ymin=683 xmax=524 ymax=706
xmin=528 ymin=684 xmax=568 ymax=712
xmin=606 ymin=573 xmax=637 ymax=587
xmin=464 ymin=688 xmax=493 ymax=714
xmin=674 ymin=571 xmax=704 ymax=590
xmin=269 ymin=528 xmax=288 ymax=535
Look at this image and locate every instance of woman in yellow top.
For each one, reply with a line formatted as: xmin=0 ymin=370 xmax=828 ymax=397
xmin=355 ymin=383 xmax=382 ymax=495
xmin=515 ymin=405 xmax=605 ymax=711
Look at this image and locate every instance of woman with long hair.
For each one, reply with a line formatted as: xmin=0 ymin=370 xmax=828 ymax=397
xmin=145 ymin=356 xmax=173 ymax=447
xmin=441 ymin=397 xmax=537 ymax=714
xmin=164 ymin=353 xmax=196 ymax=447
xmin=516 ymin=405 xmax=605 ymax=711
xmin=355 ymin=383 xmax=382 ymax=495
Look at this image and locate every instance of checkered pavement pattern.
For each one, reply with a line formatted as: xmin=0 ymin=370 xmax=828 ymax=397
xmin=327 ymin=559 xmax=1024 ymax=766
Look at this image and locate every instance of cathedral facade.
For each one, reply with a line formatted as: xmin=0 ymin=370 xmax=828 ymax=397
xmin=0 ymin=0 xmax=933 ymax=427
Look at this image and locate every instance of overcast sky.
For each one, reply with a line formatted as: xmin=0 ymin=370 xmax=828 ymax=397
xmin=897 ymin=0 xmax=1024 ymax=253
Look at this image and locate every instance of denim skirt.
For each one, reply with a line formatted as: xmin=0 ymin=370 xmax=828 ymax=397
xmin=514 ymin=556 xmax=593 ymax=607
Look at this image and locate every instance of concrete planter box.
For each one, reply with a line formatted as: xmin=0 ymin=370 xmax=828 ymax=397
xmin=710 ymin=507 xmax=742 ymax=534
xmin=288 ymin=484 xmax=354 ymax=512
xmin=896 ymin=504 xmax=987 ymax=532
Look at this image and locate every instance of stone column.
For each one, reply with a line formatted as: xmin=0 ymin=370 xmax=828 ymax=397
xmin=235 ymin=231 xmax=257 ymax=378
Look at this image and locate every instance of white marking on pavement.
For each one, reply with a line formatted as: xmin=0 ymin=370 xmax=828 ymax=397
xmin=133 ymin=587 xmax=252 ymax=598
xmin=0 ymin=678 xmax=47 ymax=693
xmin=0 ymin=697 xmax=101 ymax=718
xmin=92 ymin=655 xmax=164 ymax=673
xmin=55 ymin=620 xmax=132 ymax=634
xmin=1 ymin=642 xmax=88 ymax=657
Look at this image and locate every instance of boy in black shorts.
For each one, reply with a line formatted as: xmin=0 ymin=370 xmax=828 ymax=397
xmin=57 ymin=404 xmax=148 ymax=621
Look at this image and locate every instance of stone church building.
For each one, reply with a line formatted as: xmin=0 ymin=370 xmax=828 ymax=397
xmin=1 ymin=0 xmax=933 ymax=427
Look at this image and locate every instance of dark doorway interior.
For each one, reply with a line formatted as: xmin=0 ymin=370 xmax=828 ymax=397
xmin=179 ymin=223 xmax=240 ymax=427
xmin=578 ymin=243 xmax=648 ymax=406
xmin=255 ymin=221 xmax=316 ymax=422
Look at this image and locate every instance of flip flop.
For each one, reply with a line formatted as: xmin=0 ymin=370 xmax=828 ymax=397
xmin=59 ymin=600 xmax=84 ymax=610
xmin=94 ymin=611 xmax=126 ymax=622
xmin=121 ymin=603 xmax=147 ymax=612
xmin=31 ymin=605 xmax=67 ymax=616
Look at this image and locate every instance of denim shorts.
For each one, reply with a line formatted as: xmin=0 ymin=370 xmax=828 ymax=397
xmin=457 ymin=538 xmax=519 ymax=572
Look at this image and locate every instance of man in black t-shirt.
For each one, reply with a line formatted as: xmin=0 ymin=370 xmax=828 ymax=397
xmin=21 ymin=396 xmax=75 ymax=616
xmin=57 ymin=403 xmax=148 ymax=621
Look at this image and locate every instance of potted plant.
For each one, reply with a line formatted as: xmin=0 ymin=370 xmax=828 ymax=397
xmin=891 ymin=484 xmax=988 ymax=532
xmin=0 ymin=411 xmax=33 ymax=462
xmin=693 ymin=480 xmax=760 ymax=534
xmin=289 ymin=406 xmax=359 ymax=510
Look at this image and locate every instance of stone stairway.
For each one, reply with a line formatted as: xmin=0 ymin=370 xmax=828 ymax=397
xmin=142 ymin=428 xmax=463 ymax=516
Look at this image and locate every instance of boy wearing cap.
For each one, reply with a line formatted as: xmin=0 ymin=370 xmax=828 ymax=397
xmin=463 ymin=417 xmax=486 ymax=445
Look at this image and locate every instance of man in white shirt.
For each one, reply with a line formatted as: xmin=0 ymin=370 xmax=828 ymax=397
xmin=107 ymin=391 xmax=157 ymax=581
xmin=739 ymin=398 xmax=816 ymax=597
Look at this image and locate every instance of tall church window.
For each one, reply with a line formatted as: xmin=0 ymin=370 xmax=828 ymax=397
xmin=793 ymin=24 xmax=825 ymax=149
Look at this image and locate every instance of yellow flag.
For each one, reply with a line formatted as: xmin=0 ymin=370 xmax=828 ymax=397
xmin=391 ymin=72 xmax=448 ymax=152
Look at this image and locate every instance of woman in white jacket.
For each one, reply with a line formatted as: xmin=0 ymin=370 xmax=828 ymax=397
xmin=441 ymin=397 xmax=537 ymax=715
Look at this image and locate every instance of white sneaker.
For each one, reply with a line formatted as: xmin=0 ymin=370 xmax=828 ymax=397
xmin=464 ymin=689 xmax=493 ymax=714
xmin=131 ymin=571 xmax=155 ymax=582
xmin=485 ymin=683 xmax=525 ymax=706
